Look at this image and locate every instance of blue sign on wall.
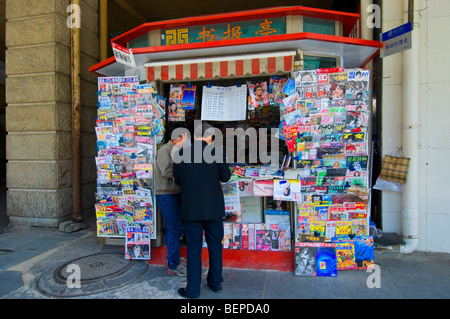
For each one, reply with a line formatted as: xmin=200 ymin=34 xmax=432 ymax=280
xmin=381 ymin=22 xmax=412 ymax=57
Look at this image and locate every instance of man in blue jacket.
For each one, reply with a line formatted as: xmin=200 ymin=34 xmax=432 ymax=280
xmin=173 ymin=121 xmax=231 ymax=298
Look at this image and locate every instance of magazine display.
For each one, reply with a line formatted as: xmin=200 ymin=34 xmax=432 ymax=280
xmin=223 ymin=68 xmax=373 ymax=274
xmin=95 ymin=76 xmax=165 ymax=244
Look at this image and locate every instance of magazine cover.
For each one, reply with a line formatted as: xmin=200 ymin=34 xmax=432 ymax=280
xmin=315 ymin=244 xmax=338 ymax=277
xmin=98 ymin=76 xmax=120 ymax=95
xmin=353 ymin=236 xmax=374 ymax=269
xmin=255 ymin=223 xmax=271 ymax=251
xmin=125 ymin=223 xmax=151 ymax=260
xmin=332 ymin=237 xmax=357 ymax=270
xmin=295 ymin=70 xmax=317 ymax=86
xmin=282 ymin=92 xmax=300 ymax=113
xmin=232 ymin=223 xmax=241 ymax=249
xmin=237 ymin=178 xmax=253 ymax=197
xmin=345 ymin=142 xmax=367 ymax=154
xmin=346 ymin=69 xmax=370 ymax=99
xmin=299 ymin=84 xmax=319 ymax=99
xmin=325 ymin=220 xmax=337 ymax=241
xmin=278 ymin=223 xmax=291 ymax=251
xmin=248 ymin=223 xmax=256 ymax=250
xmin=253 ymin=179 xmax=274 ymax=197
xmin=168 ymin=84 xmax=185 ymax=121
xmin=273 ymin=179 xmax=301 ymax=202
xmin=336 ymin=220 xmax=352 ymax=237
xmin=310 ymin=220 xmax=326 ymax=237
xmin=241 ymin=223 xmax=249 ymax=250
xmin=294 ymin=242 xmax=317 ymax=276
xmin=222 ymin=181 xmax=240 ymax=212
xmin=223 ymin=223 xmax=233 ymax=249
xmin=281 ymin=78 xmax=296 ymax=96
xmin=181 ymin=85 xmax=196 ymax=110
xmin=328 ymin=72 xmax=347 ymax=100
xmin=346 ymin=155 xmax=368 ymax=171
xmin=270 ymin=224 xmax=280 ymax=251
xmin=248 ymin=82 xmax=269 ymax=108
xmin=269 ymin=76 xmax=287 ymax=103
xmin=351 ymin=219 xmax=367 ymax=237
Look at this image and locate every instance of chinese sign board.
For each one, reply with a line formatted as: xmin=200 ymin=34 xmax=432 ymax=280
xmin=161 ymin=17 xmax=286 ymax=46
xmin=381 ymin=22 xmax=412 ymax=58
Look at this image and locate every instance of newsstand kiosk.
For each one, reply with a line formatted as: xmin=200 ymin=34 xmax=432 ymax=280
xmin=90 ymin=6 xmax=381 ymax=272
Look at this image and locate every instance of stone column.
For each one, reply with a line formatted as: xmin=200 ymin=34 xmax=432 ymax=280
xmin=5 ymin=0 xmax=99 ymax=228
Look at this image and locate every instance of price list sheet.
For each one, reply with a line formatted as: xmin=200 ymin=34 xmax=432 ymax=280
xmin=201 ymin=84 xmax=247 ymax=121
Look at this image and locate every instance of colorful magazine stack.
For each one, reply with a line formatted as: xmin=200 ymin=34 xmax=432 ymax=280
xmin=94 ymin=76 xmax=166 ymax=257
xmin=279 ymin=68 xmax=372 ymax=243
xmin=221 ymin=222 xmax=291 ymax=251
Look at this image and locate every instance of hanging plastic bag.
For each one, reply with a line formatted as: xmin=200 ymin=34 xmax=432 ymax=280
xmin=373 ymin=174 xmax=402 ymax=193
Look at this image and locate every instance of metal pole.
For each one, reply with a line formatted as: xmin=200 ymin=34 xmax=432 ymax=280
xmin=71 ymin=0 xmax=82 ymax=222
xmin=100 ymin=0 xmax=108 ymax=61
xmin=400 ymin=0 xmax=419 ymax=253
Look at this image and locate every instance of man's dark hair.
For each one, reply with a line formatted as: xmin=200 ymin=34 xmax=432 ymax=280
xmin=194 ymin=121 xmax=215 ymax=139
xmin=166 ymin=121 xmax=187 ymax=142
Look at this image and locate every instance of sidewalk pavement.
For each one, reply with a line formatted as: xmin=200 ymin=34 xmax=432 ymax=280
xmin=0 ymin=224 xmax=449 ymax=301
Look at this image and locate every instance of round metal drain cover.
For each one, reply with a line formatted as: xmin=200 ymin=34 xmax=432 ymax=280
xmin=37 ymin=252 xmax=148 ymax=298
xmin=54 ymin=253 xmax=133 ymax=284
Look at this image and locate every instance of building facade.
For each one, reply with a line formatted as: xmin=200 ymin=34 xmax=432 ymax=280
xmin=381 ymin=0 xmax=450 ymax=253
xmin=2 ymin=0 xmax=449 ymax=253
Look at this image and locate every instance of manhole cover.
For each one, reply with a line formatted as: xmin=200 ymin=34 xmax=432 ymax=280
xmin=37 ymin=252 xmax=148 ymax=298
xmin=54 ymin=253 xmax=134 ymax=284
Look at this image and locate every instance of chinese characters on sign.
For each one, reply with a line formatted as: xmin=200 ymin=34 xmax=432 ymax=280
xmin=161 ymin=17 xmax=286 ymax=45
xmin=111 ymin=42 xmax=136 ymax=67
xmin=381 ymin=22 xmax=412 ymax=58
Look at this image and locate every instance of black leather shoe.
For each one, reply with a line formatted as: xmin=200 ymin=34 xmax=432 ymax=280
xmin=207 ymin=283 xmax=222 ymax=292
xmin=178 ymin=288 xmax=197 ymax=299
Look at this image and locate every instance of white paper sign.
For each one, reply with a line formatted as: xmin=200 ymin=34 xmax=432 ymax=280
xmin=201 ymin=85 xmax=247 ymax=121
xmin=111 ymin=42 xmax=136 ymax=67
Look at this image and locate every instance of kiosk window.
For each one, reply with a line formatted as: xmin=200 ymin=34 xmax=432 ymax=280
xmin=304 ymin=56 xmax=337 ymax=70
xmin=303 ymin=17 xmax=335 ymax=35
xmin=129 ymin=34 xmax=149 ymax=49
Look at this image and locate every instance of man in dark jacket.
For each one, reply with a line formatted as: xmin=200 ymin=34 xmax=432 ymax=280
xmin=173 ymin=121 xmax=231 ymax=298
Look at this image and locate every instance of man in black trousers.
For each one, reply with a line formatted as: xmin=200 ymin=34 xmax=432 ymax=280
xmin=173 ymin=121 xmax=231 ymax=298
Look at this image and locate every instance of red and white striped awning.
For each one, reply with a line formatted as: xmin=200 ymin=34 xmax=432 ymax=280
xmin=144 ymin=51 xmax=295 ymax=82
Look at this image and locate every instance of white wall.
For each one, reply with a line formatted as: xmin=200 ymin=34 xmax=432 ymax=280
xmin=381 ymin=0 xmax=450 ymax=253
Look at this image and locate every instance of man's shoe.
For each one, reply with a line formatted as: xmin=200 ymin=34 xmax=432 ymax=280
xmin=207 ymin=283 xmax=222 ymax=292
xmin=168 ymin=263 xmax=187 ymax=276
xmin=178 ymin=288 xmax=197 ymax=299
